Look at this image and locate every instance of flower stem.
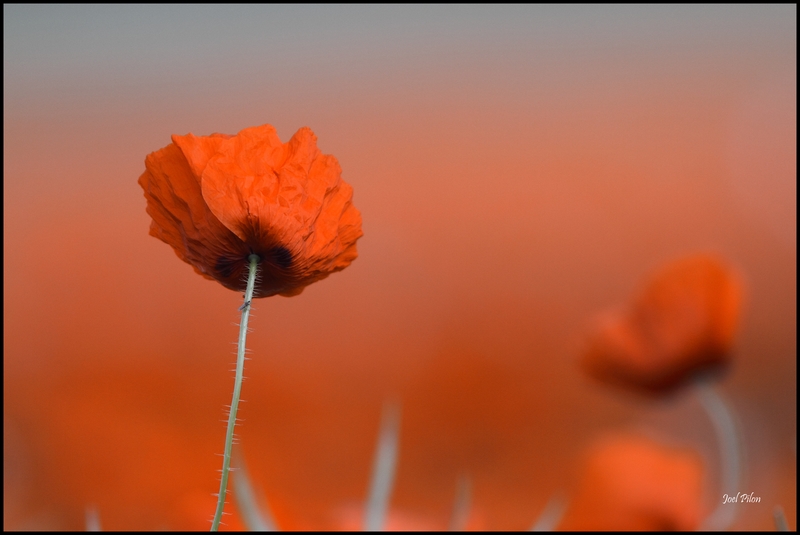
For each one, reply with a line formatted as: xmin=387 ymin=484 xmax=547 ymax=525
xmin=211 ymin=254 xmax=260 ymax=531
xmin=529 ymin=492 xmax=567 ymax=531
xmin=695 ymin=380 xmax=742 ymax=531
xmin=363 ymin=401 xmax=401 ymax=531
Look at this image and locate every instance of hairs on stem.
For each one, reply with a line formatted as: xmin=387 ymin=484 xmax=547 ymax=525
xmin=211 ymin=255 xmax=260 ymax=531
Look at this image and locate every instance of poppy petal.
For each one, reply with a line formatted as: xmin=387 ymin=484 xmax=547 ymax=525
xmin=582 ymin=254 xmax=744 ymax=394
xmin=140 ymin=124 xmax=362 ymax=298
xmin=561 ymin=434 xmax=704 ymax=530
xmin=138 ymin=142 xmax=242 ymax=283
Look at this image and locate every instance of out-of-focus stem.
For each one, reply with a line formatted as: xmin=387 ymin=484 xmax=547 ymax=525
xmin=232 ymin=446 xmax=277 ymax=531
xmin=211 ymin=254 xmax=260 ymax=531
xmin=364 ymin=401 xmax=401 ymax=531
xmin=85 ymin=505 xmax=101 ymax=531
xmin=530 ymin=492 xmax=567 ymax=531
xmin=448 ymin=474 xmax=471 ymax=531
xmin=695 ymin=380 xmax=742 ymax=531
xmin=773 ymin=505 xmax=789 ymax=531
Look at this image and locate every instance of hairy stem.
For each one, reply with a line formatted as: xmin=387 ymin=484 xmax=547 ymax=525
xmin=211 ymin=254 xmax=260 ymax=531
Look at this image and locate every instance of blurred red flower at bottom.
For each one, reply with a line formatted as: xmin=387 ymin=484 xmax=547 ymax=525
xmin=560 ymin=434 xmax=704 ymax=531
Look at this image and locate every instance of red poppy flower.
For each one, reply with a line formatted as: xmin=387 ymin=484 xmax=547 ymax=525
xmin=560 ymin=433 xmax=704 ymax=531
xmin=138 ymin=124 xmax=363 ymax=297
xmin=582 ymin=254 xmax=744 ymax=394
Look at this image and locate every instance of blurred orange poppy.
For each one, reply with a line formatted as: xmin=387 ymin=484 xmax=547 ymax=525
xmin=560 ymin=433 xmax=704 ymax=531
xmin=138 ymin=124 xmax=363 ymax=298
xmin=582 ymin=254 xmax=744 ymax=394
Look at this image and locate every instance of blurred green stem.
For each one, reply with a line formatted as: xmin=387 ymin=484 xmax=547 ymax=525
xmin=364 ymin=401 xmax=401 ymax=531
xmin=530 ymin=492 xmax=567 ymax=531
xmin=211 ymin=254 xmax=260 ymax=531
xmin=448 ymin=474 xmax=471 ymax=531
xmin=695 ymin=380 xmax=741 ymax=531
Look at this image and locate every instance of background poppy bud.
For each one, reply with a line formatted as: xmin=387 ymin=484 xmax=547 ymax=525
xmin=138 ymin=124 xmax=363 ymax=298
xmin=582 ymin=254 xmax=745 ymax=395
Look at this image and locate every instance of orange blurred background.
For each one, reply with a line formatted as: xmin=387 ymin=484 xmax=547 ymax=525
xmin=4 ymin=5 xmax=795 ymax=530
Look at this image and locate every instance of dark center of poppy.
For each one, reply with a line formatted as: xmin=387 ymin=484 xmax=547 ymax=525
xmin=266 ymin=246 xmax=293 ymax=269
xmin=214 ymin=255 xmax=241 ymax=279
